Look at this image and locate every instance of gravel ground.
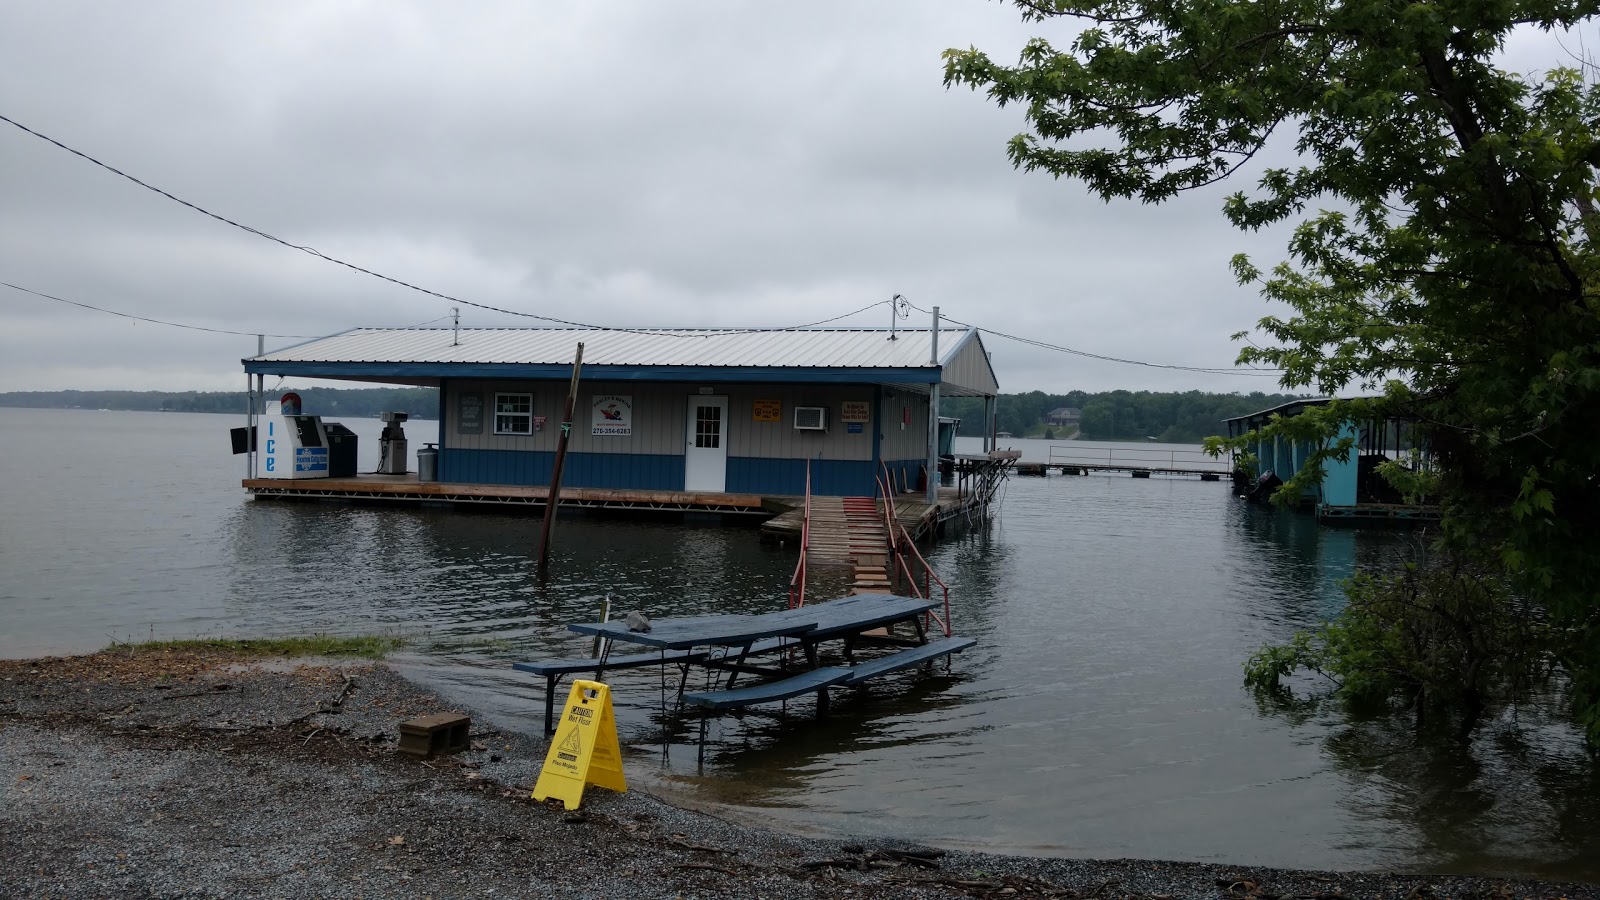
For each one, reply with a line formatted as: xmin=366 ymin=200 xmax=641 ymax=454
xmin=2 ymin=649 xmax=1595 ymax=900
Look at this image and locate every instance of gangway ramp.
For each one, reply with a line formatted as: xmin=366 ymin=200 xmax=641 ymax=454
xmin=801 ymin=496 xmax=893 ymax=594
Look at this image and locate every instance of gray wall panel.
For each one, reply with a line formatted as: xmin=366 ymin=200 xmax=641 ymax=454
xmin=445 ymin=380 xmax=885 ymax=462
xmin=942 ymin=333 xmax=1000 ymax=396
xmin=880 ymin=390 xmax=931 ymax=460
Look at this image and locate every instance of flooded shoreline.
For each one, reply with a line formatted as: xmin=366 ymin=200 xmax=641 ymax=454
xmin=3 ymin=407 xmax=1598 ymax=880
xmin=5 ymin=648 xmax=1597 ymax=898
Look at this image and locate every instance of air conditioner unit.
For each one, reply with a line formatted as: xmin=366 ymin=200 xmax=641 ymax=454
xmin=793 ymin=406 xmax=829 ymax=431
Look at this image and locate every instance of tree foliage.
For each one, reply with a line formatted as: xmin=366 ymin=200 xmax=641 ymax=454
xmin=1245 ymin=553 xmax=1549 ymax=732
xmin=947 ymin=0 xmax=1600 ymax=738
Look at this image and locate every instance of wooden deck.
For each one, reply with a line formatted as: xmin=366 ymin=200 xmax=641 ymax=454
xmin=761 ymin=487 xmax=984 ymax=544
xmin=243 ymin=474 xmax=770 ymax=514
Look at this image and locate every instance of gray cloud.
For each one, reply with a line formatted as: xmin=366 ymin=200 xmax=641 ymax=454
xmin=0 ymin=2 xmax=1573 ymax=395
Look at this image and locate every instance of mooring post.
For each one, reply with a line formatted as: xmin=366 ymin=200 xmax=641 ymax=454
xmin=537 ymin=341 xmax=584 ymax=570
xmin=591 ymin=593 xmax=611 ymax=657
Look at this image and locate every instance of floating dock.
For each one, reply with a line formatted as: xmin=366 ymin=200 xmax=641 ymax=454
xmin=244 ymin=474 xmax=770 ymax=514
xmin=243 ymin=475 xmax=990 ymax=535
xmin=1045 ymin=446 xmax=1231 ymax=480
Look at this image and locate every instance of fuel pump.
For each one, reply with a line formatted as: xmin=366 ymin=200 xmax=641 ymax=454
xmin=378 ymin=411 xmax=409 ymax=474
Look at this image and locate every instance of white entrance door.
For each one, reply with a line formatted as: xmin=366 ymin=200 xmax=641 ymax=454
xmin=684 ymin=395 xmax=728 ymax=492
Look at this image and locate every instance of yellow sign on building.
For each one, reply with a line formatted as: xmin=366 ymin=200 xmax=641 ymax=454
xmin=531 ymin=680 xmax=626 ymax=809
xmin=752 ymin=399 xmax=781 ymax=422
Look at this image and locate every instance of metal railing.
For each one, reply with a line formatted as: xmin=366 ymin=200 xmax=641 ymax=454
xmin=1046 ymin=445 xmax=1231 ymax=473
xmin=787 ymin=460 xmax=812 ymax=610
xmin=877 ymin=462 xmax=952 ymax=637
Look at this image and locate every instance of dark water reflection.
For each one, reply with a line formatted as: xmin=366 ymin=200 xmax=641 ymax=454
xmin=1 ymin=410 xmax=1596 ymax=879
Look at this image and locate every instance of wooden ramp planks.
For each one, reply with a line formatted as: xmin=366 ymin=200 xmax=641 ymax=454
xmin=803 ymin=497 xmax=892 ymax=594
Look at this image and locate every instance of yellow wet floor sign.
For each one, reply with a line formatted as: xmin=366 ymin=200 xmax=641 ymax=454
xmin=532 ymin=680 xmax=626 ymax=809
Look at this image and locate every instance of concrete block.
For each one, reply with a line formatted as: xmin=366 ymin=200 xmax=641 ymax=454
xmin=398 ymin=712 xmax=470 ymax=758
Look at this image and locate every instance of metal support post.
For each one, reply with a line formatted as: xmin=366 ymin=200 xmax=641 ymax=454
xmin=926 ymin=306 xmax=940 ymax=506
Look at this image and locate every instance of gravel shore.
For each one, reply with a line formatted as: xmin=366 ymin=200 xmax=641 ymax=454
xmin=2 ymin=649 xmax=1594 ymax=899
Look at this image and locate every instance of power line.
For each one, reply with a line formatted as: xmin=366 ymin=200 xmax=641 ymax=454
xmin=900 ymin=300 xmax=1285 ymax=377
xmin=721 ymin=298 xmax=891 ymax=332
xmin=0 ymin=112 xmax=896 ymax=339
xmin=1 ymin=279 xmax=317 ymax=338
xmin=0 ymin=112 xmax=1285 ymax=364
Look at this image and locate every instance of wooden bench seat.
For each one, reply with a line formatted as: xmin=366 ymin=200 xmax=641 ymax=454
xmin=843 ymin=637 xmax=976 ymax=685
xmin=681 ymin=666 xmax=853 ymax=711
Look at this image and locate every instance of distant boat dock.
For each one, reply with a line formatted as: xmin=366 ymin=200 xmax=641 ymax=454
xmin=1007 ymin=445 xmax=1230 ymax=480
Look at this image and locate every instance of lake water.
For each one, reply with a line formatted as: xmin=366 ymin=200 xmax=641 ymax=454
xmin=2 ymin=407 xmax=1596 ymax=880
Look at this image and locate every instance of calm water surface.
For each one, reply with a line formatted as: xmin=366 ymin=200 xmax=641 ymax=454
xmin=1 ymin=409 xmax=1596 ymax=879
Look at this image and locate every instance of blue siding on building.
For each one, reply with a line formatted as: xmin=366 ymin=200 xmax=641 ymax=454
xmin=1320 ymin=423 xmax=1360 ymax=507
xmin=439 ymin=449 xmax=684 ymax=490
xmin=725 ymin=457 xmax=877 ymax=496
xmin=440 ymin=449 xmax=890 ymax=495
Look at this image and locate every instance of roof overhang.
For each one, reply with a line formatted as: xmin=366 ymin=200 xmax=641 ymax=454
xmin=242 ymin=359 xmax=945 ymax=386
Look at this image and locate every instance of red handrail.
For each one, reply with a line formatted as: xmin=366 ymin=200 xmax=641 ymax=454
xmin=787 ymin=460 xmax=812 ymax=609
xmin=876 ymin=462 xmax=952 ymax=637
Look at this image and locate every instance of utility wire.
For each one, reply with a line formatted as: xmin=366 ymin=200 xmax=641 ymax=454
xmin=1 ymin=112 xmax=1283 ymax=365
xmin=1 ymin=279 xmax=317 ymax=338
xmin=0 ymin=112 xmax=891 ymax=338
xmin=901 ymin=300 xmax=1284 ymax=377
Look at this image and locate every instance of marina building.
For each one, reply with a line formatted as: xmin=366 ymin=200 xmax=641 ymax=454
xmin=241 ymin=326 xmax=1000 ymax=510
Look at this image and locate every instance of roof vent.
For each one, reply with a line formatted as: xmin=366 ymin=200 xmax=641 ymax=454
xmin=793 ymin=406 xmax=829 ymax=431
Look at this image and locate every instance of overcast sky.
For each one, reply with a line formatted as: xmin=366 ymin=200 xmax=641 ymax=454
xmin=0 ymin=2 xmax=1577 ymax=395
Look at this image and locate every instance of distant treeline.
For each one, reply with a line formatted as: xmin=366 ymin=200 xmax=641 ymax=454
xmin=4 ymin=386 xmax=1300 ymax=442
xmin=942 ymin=390 xmax=1309 ymax=443
xmin=0 ymin=388 xmax=439 ymax=418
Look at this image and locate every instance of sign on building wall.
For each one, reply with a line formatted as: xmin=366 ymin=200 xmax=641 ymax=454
xmin=591 ymin=395 xmax=633 ymax=436
xmin=752 ymin=399 xmax=781 ymax=422
xmin=840 ymin=401 xmax=871 ymax=423
xmin=458 ymin=392 xmax=484 ymax=434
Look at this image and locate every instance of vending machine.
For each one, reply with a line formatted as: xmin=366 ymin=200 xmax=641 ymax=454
xmin=259 ymin=393 xmax=331 ymax=479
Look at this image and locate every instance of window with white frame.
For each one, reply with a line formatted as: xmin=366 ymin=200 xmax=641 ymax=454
xmin=493 ymin=392 xmax=533 ymax=435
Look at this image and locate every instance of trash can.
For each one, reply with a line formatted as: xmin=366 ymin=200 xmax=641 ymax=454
xmin=323 ymin=423 xmax=359 ymax=478
xmin=417 ymin=443 xmax=439 ymax=483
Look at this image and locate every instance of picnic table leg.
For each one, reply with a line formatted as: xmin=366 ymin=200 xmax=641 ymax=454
xmin=672 ymin=659 xmax=693 ymax=709
xmin=544 ymin=675 xmax=559 ymax=735
xmin=722 ymin=641 xmax=755 ymax=690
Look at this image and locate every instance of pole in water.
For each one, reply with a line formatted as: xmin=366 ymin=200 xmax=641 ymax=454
xmin=537 ymin=341 xmax=584 ymax=570
xmin=591 ymin=593 xmax=611 ymax=657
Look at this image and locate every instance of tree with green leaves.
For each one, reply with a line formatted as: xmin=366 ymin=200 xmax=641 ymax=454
xmin=946 ymin=1 xmax=1600 ymax=738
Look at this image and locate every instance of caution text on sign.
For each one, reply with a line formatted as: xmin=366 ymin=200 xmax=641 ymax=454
xmin=531 ymin=680 xmax=626 ymax=810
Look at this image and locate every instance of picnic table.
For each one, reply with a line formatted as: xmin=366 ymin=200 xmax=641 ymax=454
xmin=516 ymin=594 xmax=974 ymax=733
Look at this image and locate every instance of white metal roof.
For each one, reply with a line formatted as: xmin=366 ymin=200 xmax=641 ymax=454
xmin=256 ymin=327 xmax=972 ymax=369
